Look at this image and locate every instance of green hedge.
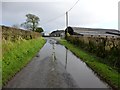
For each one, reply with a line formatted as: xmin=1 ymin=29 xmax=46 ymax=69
xmin=66 ymin=36 xmax=120 ymax=69
xmin=2 ymin=37 xmax=46 ymax=85
xmin=60 ymin=39 xmax=120 ymax=89
xmin=2 ymin=26 xmax=41 ymax=41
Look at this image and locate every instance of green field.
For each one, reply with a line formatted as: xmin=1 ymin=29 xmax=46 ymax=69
xmin=60 ymin=39 xmax=120 ymax=89
xmin=2 ymin=37 xmax=46 ymax=85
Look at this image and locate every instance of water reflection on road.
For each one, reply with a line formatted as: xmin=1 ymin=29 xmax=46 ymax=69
xmin=46 ymin=38 xmax=111 ymax=88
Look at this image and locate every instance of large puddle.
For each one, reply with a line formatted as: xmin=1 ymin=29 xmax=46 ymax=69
xmin=40 ymin=38 xmax=111 ymax=88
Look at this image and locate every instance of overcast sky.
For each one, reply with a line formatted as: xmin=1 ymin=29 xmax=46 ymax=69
xmin=1 ymin=0 xmax=120 ymax=34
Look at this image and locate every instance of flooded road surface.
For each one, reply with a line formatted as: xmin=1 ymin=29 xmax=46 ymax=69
xmin=5 ymin=38 xmax=111 ymax=88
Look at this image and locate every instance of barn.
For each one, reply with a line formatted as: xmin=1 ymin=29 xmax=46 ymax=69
xmin=50 ymin=30 xmax=65 ymax=37
xmin=65 ymin=27 xmax=120 ymax=37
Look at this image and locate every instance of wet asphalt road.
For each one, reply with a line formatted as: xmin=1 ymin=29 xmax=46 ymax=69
xmin=4 ymin=38 xmax=78 ymax=88
xmin=4 ymin=37 xmax=111 ymax=89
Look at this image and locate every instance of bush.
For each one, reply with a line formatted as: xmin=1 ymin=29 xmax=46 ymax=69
xmin=35 ymin=27 xmax=44 ymax=33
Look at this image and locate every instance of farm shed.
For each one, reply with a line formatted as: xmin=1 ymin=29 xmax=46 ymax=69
xmin=65 ymin=26 xmax=120 ymax=37
xmin=50 ymin=30 xmax=65 ymax=37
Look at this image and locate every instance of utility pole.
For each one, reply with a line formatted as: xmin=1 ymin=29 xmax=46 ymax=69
xmin=65 ymin=12 xmax=68 ymax=70
xmin=66 ymin=12 xmax=68 ymax=33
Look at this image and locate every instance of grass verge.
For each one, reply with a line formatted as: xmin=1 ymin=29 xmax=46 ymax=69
xmin=2 ymin=37 xmax=46 ymax=86
xmin=59 ymin=39 xmax=120 ymax=89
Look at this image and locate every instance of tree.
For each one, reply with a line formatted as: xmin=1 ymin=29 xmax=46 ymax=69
xmin=21 ymin=14 xmax=40 ymax=31
xmin=35 ymin=27 xmax=44 ymax=33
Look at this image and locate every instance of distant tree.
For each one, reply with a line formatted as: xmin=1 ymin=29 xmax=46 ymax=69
xmin=12 ymin=24 xmax=20 ymax=29
xmin=21 ymin=14 xmax=40 ymax=31
xmin=35 ymin=27 xmax=44 ymax=33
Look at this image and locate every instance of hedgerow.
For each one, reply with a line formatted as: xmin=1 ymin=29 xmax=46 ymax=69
xmin=66 ymin=36 xmax=120 ymax=69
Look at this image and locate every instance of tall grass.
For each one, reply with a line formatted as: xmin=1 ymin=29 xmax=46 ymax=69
xmin=2 ymin=37 xmax=46 ymax=85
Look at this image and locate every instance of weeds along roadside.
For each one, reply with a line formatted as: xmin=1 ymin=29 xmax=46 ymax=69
xmin=2 ymin=37 xmax=46 ymax=86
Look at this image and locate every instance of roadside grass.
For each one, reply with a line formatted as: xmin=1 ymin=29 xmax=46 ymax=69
xmin=2 ymin=37 xmax=46 ymax=86
xmin=60 ymin=39 xmax=120 ymax=89
xmin=0 ymin=40 xmax=2 ymax=88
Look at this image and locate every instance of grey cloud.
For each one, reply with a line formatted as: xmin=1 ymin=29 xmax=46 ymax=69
xmin=2 ymin=0 xmax=119 ymax=33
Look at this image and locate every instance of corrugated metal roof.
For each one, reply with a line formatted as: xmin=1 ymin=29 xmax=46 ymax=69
xmin=69 ymin=27 xmax=119 ymax=37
